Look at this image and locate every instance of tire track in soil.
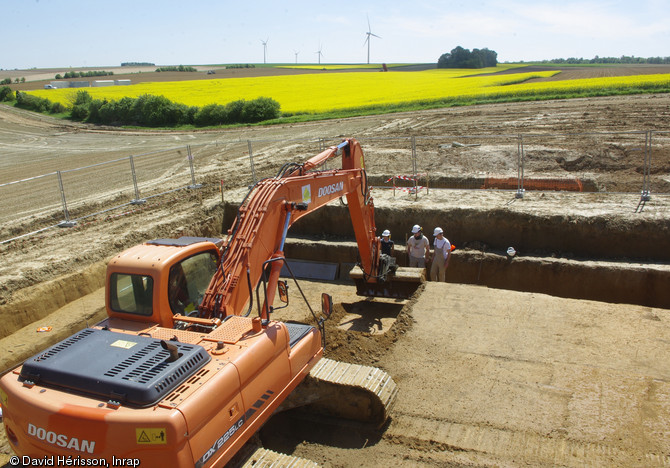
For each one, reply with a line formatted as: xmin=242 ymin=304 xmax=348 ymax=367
xmin=386 ymin=412 xmax=670 ymax=467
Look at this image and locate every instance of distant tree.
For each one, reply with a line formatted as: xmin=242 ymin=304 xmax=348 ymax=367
xmin=438 ymin=46 xmax=497 ymax=68
xmin=0 ymin=86 xmax=14 ymax=102
xmin=240 ymin=97 xmax=281 ymax=123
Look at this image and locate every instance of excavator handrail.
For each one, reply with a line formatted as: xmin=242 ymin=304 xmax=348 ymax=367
xmin=255 ymin=255 xmax=328 ymax=348
xmin=254 ymin=256 xmax=318 ymax=323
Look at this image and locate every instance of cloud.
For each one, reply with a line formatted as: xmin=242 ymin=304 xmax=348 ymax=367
xmin=514 ymin=1 xmax=669 ymax=40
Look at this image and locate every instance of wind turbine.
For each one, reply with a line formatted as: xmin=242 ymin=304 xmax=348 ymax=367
xmin=294 ymin=50 xmax=299 ymax=64
xmin=364 ymin=16 xmax=381 ymax=64
xmin=261 ymin=38 xmax=269 ymax=64
xmin=315 ymin=44 xmax=324 ymax=64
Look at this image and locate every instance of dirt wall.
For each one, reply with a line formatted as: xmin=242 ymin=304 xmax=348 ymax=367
xmin=448 ymin=251 xmax=670 ymax=309
xmin=0 ymin=261 xmax=107 ymax=338
xmin=223 ymin=201 xmax=670 ymax=262
xmin=279 ymin=239 xmax=670 ymax=309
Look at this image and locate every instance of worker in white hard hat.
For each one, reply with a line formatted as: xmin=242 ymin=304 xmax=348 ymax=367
xmin=380 ymin=229 xmax=394 ymax=256
xmin=429 ymin=227 xmax=452 ymax=282
xmin=406 ymin=224 xmax=430 ymax=268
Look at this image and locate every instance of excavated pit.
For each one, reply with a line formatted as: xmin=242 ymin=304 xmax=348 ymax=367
xmin=226 ymin=201 xmax=670 ymax=310
xmin=2 ymin=197 xmax=668 ymax=343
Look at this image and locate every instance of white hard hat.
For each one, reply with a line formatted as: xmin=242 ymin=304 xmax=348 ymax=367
xmin=382 ymin=229 xmax=391 ymax=237
xmin=507 ymin=247 xmax=516 ymax=257
xmin=411 ymin=224 xmax=421 ymax=234
xmin=433 ymin=227 xmax=443 ymax=236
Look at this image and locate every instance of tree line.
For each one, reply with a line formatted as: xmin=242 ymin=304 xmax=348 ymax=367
xmin=438 ymin=46 xmax=498 ymax=69
xmin=156 ymin=65 xmax=198 ymax=72
xmin=538 ymin=56 xmax=670 ymax=65
xmin=1 ymin=77 xmax=25 ymax=84
xmin=5 ymin=90 xmax=281 ymax=127
xmin=437 ymin=47 xmax=670 ymax=67
xmin=55 ymin=70 xmax=114 ymax=79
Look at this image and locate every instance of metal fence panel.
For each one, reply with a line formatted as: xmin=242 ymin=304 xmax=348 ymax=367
xmin=58 ymin=158 xmax=135 ymax=220
xmin=132 ymin=148 xmax=192 ymax=198
xmin=2 ymin=131 xmax=668 ymax=245
xmin=518 ymin=131 xmax=649 ymax=194
xmin=0 ymin=173 xmax=62 ymax=227
xmin=648 ymin=131 xmax=670 ymax=196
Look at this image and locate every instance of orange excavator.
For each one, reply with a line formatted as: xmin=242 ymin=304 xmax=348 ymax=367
xmin=0 ymin=139 xmax=423 ymax=467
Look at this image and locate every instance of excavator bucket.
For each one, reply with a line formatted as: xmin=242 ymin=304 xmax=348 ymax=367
xmin=349 ymin=265 xmax=425 ymax=299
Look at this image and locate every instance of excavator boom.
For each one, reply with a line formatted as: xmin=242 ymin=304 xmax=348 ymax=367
xmin=199 ymin=138 xmax=421 ymax=321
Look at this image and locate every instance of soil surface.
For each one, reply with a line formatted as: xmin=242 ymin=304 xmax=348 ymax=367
xmin=1 ymin=85 xmax=670 ymax=467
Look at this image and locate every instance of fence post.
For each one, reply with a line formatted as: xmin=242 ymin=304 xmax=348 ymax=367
xmin=248 ymin=140 xmax=257 ymax=185
xmin=641 ymin=131 xmax=652 ymax=201
xmin=187 ymin=145 xmax=203 ymax=189
xmin=129 ymin=155 xmax=146 ymax=204
xmin=516 ymin=134 xmax=525 ymax=199
xmin=412 ymin=136 xmax=418 ymax=200
xmin=56 ymin=171 xmax=76 ymax=227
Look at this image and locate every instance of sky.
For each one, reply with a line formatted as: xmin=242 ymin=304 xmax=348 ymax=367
xmin=2 ymin=0 xmax=669 ymax=70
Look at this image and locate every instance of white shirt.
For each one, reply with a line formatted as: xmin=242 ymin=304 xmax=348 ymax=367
xmin=407 ymin=234 xmax=429 ymax=258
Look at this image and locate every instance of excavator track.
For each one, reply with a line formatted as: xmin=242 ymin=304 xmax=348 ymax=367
xmin=234 ymin=447 xmax=319 ymax=468
xmin=232 ymin=357 xmax=398 ymax=467
xmin=228 ymin=435 xmax=320 ymax=468
xmin=279 ymin=358 xmax=398 ymax=427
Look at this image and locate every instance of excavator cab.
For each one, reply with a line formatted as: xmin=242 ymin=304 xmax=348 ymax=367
xmin=106 ymin=237 xmax=222 ymax=328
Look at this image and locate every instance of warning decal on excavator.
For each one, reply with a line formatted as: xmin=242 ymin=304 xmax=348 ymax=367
xmin=135 ymin=428 xmax=167 ymax=444
xmin=0 ymin=387 xmax=7 ymax=405
xmin=302 ymin=184 xmax=311 ymax=204
xmin=111 ymin=339 xmax=138 ymax=349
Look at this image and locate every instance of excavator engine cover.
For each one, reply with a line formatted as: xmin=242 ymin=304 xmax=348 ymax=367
xmin=19 ymin=328 xmax=211 ymax=407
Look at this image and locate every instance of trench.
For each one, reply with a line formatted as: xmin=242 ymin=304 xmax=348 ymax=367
xmin=2 ymin=200 xmax=668 ymax=342
xmin=223 ymin=202 xmax=670 ymax=310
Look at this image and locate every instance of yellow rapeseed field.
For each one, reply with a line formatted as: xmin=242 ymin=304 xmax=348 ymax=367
xmin=28 ymin=67 xmax=670 ymax=115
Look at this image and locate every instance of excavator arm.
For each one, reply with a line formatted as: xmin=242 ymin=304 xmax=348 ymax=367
xmin=200 ymin=139 xmax=391 ymax=320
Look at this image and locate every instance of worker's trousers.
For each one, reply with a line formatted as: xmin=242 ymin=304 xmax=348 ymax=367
xmin=430 ymin=257 xmax=446 ymax=282
xmin=409 ymin=256 xmax=426 ymax=268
